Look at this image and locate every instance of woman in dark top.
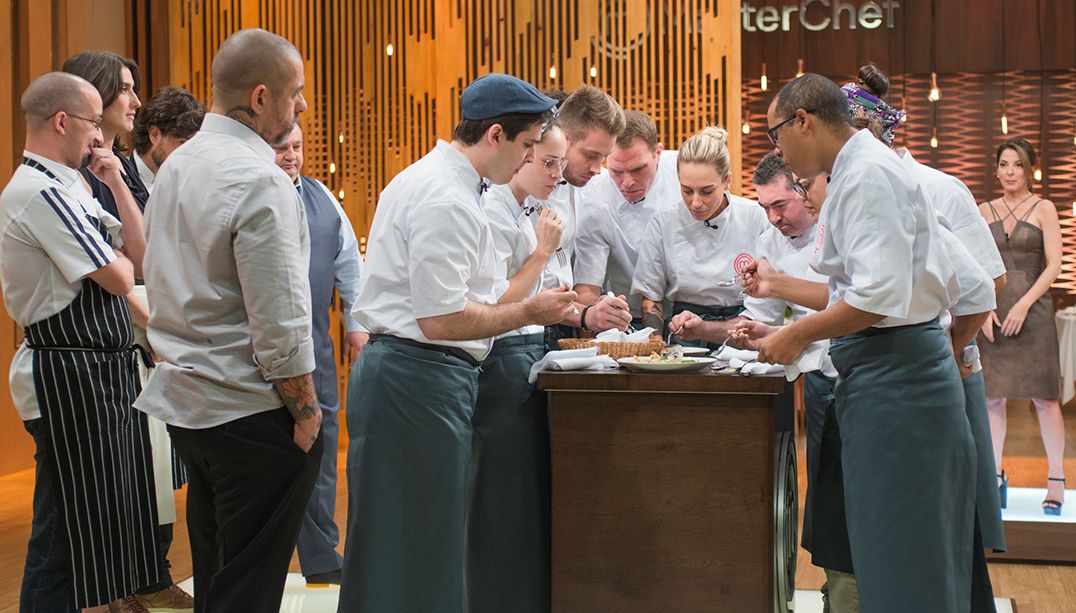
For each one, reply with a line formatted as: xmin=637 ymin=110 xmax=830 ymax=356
xmin=977 ymin=137 xmax=1066 ymax=516
xmin=63 ymin=51 xmax=196 ymax=610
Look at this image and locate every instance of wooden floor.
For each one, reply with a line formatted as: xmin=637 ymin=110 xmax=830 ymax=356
xmin=1 ymin=400 xmax=1075 ymax=612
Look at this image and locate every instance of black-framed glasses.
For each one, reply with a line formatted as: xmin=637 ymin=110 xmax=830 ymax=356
xmin=62 ymin=112 xmax=104 ymax=132
xmin=767 ymin=109 xmax=814 ymax=146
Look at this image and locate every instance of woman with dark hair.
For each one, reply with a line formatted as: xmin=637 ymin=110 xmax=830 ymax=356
xmin=978 ymin=137 xmax=1066 ymax=516
xmin=62 ymin=51 xmax=195 ymax=611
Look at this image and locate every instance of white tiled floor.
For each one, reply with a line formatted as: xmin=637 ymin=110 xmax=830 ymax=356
xmin=1002 ymin=486 xmax=1075 ymax=522
xmin=177 ymin=575 xmax=1016 ymax=612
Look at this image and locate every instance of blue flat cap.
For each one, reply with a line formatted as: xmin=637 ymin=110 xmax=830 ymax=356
xmin=460 ymin=73 xmax=557 ymax=120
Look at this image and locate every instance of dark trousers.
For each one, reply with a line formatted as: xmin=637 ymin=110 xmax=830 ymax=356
xmin=21 ymin=419 xmax=76 ymax=613
xmin=169 ymin=408 xmax=322 ymax=612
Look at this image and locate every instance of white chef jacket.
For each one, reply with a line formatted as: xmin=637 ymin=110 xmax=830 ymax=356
xmin=631 ymin=193 xmax=770 ymax=310
xmin=743 ymin=223 xmax=828 ymax=325
xmin=1 ymin=152 xmax=123 ymax=420
xmin=574 ymin=150 xmax=681 ymax=316
xmin=529 ymin=180 xmax=579 ymax=289
xmin=938 ymin=217 xmax=997 ymax=317
xmin=898 ymin=149 xmax=1006 ymax=280
xmin=481 ymin=184 xmax=547 ymax=339
xmin=351 ymin=140 xmax=499 ymax=361
xmin=810 ymin=129 xmax=959 ymax=327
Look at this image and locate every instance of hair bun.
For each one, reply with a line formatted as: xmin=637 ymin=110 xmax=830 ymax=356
xmin=701 ymin=126 xmax=729 ymax=146
xmin=857 ymin=63 xmax=890 ymax=98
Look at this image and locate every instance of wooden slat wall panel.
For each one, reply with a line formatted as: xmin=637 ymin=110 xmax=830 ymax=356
xmin=166 ymin=0 xmax=743 ymax=234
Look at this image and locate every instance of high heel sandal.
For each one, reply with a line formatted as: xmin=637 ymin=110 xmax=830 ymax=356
xmin=1043 ymin=477 xmax=1065 ymax=516
xmin=997 ymin=471 xmax=1008 ymax=509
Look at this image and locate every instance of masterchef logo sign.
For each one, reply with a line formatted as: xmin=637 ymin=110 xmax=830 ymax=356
xmin=742 ymin=0 xmax=901 ymax=33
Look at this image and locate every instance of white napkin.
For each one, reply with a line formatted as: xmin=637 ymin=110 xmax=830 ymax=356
xmin=715 ymin=345 xmax=759 ymax=363
xmin=962 ymin=344 xmax=982 ymax=375
xmin=528 ymin=347 xmax=619 ymax=383
xmin=741 ymin=361 xmax=785 ymax=376
xmin=593 ymin=327 xmax=656 ymax=343
xmin=784 ymin=340 xmax=838 ymax=381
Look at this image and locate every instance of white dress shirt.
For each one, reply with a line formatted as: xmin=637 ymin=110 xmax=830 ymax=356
xmin=744 ymin=223 xmax=828 ymax=325
xmin=133 ymin=152 xmax=156 ymax=193
xmin=574 ymin=150 xmax=681 ymax=316
xmin=898 ymin=149 xmax=1006 ymax=280
xmin=1 ymin=152 xmax=124 ymax=420
xmin=136 ymin=114 xmax=316 ymax=429
xmin=811 ymin=129 xmax=959 ymax=327
xmin=482 ymin=184 xmax=547 ymax=339
xmin=350 ymin=140 xmax=499 ymax=361
xmin=631 ymin=193 xmax=769 ymax=309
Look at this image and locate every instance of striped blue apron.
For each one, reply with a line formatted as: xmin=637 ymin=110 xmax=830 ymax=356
xmin=23 ymin=157 xmax=162 ymax=607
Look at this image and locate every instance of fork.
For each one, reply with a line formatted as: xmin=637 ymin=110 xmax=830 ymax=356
xmin=715 ymin=276 xmax=740 ymax=287
xmin=666 ymin=325 xmax=682 ymax=346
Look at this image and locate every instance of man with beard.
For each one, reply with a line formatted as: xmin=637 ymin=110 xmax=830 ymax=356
xmin=136 ymin=29 xmax=323 ymax=611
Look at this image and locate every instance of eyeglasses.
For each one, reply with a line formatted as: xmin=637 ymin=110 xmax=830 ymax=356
xmin=63 ymin=112 xmax=104 ymax=132
xmin=539 ymin=157 xmax=568 ymax=173
xmin=767 ymin=109 xmax=814 ymax=146
xmin=792 ymin=178 xmax=811 ymax=198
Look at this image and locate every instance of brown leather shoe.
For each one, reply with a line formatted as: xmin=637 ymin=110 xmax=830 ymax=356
xmin=133 ymin=584 xmax=195 ymax=611
xmin=108 ymin=596 xmax=149 ymax=613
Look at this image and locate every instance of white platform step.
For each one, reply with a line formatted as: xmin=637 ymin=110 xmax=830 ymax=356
xmin=1001 ymin=486 xmax=1074 ymax=522
xmin=176 ymin=575 xmax=1017 ymax=612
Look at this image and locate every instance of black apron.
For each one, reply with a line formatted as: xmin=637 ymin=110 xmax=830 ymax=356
xmin=23 ymin=157 xmax=162 ymax=607
xmin=668 ymin=301 xmax=745 ymax=350
xmin=829 ymin=319 xmax=975 ymax=612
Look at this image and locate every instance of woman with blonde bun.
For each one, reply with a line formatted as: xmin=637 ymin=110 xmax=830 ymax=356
xmin=631 ymin=126 xmax=770 ymax=348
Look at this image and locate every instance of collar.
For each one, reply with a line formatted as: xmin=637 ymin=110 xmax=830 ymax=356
xmin=293 ymin=176 xmax=303 ymax=195
xmin=831 ymin=129 xmax=874 ymax=184
xmin=435 ymin=140 xmax=484 ymax=199
xmin=692 ymin=191 xmax=735 ymax=230
xmin=132 ymin=152 xmax=156 ymax=188
xmin=786 ymin=223 xmax=817 ymax=249
xmin=200 ymin=113 xmax=277 ymax=164
xmin=22 ymin=151 xmax=82 ymax=189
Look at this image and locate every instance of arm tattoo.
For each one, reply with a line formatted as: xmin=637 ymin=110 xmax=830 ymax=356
xmin=273 ymin=374 xmax=321 ymax=422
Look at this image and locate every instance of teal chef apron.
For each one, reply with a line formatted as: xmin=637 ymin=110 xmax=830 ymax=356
xmin=467 ymin=333 xmax=550 ymax=613
xmin=828 ymin=319 xmax=975 ymax=613
xmin=340 ymin=335 xmax=481 ymax=613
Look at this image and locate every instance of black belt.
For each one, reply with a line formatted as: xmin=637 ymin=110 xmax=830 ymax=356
xmin=370 ymin=334 xmax=483 ymax=368
xmin=671 ymin=301 xmax=746 ymax=321
xmin=26 ymin=342 xmax=154 ymax=369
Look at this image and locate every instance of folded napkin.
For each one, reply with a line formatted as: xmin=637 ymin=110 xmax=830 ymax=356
xmin=962 ymin=344 xmax=982 ymax=375
xmin=784 ymin=340 xmax=838 ymax=381
xmin=741 ymin=361 xmax=785 ymax=376
xmin=528 ymin=347 xmax=619 ymax=383
xmin=715 ymin=345 xmax=759 ymax=363
xmin=594 ymin=327 xmax=657 ymax=343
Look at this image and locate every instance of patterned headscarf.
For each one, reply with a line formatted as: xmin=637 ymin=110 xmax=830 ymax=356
xmin=841 ymin=82 xmax=905 ymax=146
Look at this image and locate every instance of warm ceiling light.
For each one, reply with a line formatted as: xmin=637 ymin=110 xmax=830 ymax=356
xmin=338 ymin=133 xmax=344 ymax=144
xmin=930 ymin=127 xmax=938 ymax=148
xmin=1034 ymin=168 xmax=1043 ymax=182
xmin=338 ymin=189 xmax=345 ymax=199
xmin=928 ymin=72 xmax=941 ymax=102
xmin=589 ymin=66 xmax=598 ymax=78
xmin=549 ymin=66 xmax=557 ymax=80
xmin=329 ymin=162 xmax=337 ymax=174
xmin=795 ymin=58 xmax=804 ymax=78
xmin=742 ymin=121 xmax=751 ymax=135
xmin=386 ymin=44 xmax=394 ymax=56
xmin=760 ymin=62 xmax=768 ymax=91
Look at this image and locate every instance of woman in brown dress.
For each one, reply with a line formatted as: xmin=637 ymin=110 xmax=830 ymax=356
xmin=978 ymin=137 xmax=1065 ymax=514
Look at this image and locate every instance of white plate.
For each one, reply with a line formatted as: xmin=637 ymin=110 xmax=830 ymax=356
xmin=618 ymin=356 xmax=717 ymax=373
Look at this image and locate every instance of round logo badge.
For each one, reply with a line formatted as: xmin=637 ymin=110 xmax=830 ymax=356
xmin=814 ymin=225 xmax=826 ymax=254
xmin=733 ymin=252 xmax=754 ymax=275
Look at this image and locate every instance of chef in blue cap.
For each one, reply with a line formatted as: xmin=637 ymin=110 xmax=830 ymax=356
xmin=339 ymin=73 xmax=574 ymax=613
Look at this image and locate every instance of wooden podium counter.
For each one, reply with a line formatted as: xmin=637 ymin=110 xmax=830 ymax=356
xmin=537 ymin=369 xmax=796 ymax=613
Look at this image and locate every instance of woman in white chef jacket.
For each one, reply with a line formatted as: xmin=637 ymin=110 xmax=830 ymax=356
xmin=471 ymin=123 xmax=568 ymax=613
xmin=630 ymin=126 xmax=769 ymax=348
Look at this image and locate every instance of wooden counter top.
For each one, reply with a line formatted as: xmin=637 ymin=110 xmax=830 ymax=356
xmin=536 ymin=367 xmax=786 ymax=395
